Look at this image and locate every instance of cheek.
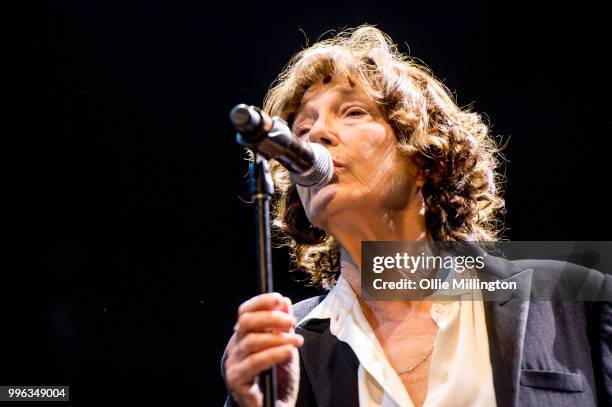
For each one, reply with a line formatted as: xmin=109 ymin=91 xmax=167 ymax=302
xmin=349 ymin=138 xmax=398 ymax=183
xmin=356 ymin=140 xmax=388 ymax=160
xmin=347 ymin=124 xmax=396 ymax=163
xmin=347 ymin=143 xmax=413 ymax=206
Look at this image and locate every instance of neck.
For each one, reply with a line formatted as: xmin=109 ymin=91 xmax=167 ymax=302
xmin=328 ymin=192 xmax=429 ymax=273
xmin=340 ymin=248 xmax=433 ymax=326
xmin=331 ymin=196 xmax=432 ymax=325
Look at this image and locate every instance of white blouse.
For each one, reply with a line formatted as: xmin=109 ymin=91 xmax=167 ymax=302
xmin=297 ymin=271 xmax=497 ymax=407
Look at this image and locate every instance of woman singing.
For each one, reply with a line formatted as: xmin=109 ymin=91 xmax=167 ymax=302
xmin=221 ymin=25 xmax=611 ymax=407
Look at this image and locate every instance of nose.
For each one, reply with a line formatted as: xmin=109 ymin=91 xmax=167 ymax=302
xmin=306 ymin=117 xmax=339 ymax=147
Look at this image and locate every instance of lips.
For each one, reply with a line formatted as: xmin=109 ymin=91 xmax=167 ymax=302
xmin=332 ymin=159 xmax=345 ymax=168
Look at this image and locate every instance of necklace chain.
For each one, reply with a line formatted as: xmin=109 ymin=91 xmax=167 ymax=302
xmin=397 ymin=344 xmax=435 ymax=375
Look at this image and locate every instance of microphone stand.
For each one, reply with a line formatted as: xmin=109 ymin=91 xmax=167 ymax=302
xmin=248 ymin=152 xmax=277 ymax=407
xmin=231 ymin=103 xmax=322 ymax=406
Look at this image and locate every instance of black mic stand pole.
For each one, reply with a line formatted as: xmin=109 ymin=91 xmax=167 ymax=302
xmin=248 ymin=152 xmax=277 ymax=407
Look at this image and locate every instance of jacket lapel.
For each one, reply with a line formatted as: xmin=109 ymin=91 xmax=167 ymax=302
xmin=481 ymin=254 xmax=533 ymax=407
xmin=296 ymin=318 xmax=360 ymax=406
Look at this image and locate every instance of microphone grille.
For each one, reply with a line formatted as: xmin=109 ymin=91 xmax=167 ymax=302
xmin=290 ymin=143 xmax=334 ymax=187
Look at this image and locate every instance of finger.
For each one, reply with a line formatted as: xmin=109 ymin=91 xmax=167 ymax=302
xmin=238 ymin=293 xmax=285 ymax=315
xmin=280 ymin=296 xmax=295 ymax=333
xmin=226 ymin=373 xmax=261 ymax=407
xmin=281 ymin=296 xmax=293 ymax=317
xmin=233 ymin=332 xmax=304 ymax=360
xmin=235 ymin=310 xmax=296 ymax=339
xmin=233 ymin=380 xmax=262 ymax=407
xmin=233 ymin=345 xmax=296 ymax=385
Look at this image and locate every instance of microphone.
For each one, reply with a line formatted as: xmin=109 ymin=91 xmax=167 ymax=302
xmin=229 ymin=104 xmax=334 ymax=188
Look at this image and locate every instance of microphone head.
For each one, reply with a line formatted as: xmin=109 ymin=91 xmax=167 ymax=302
xmin=229 ymin=104 xmax=260 ymax=134
xmin=289 ymin=143 xmax=334 ymax=187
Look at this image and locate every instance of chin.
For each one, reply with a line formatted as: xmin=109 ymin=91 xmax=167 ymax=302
xmin=304 ymin=184 xmax=351 ymax=227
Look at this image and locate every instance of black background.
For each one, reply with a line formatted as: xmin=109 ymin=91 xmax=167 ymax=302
xmin=15 ymin=0 xmax=610 ymax=405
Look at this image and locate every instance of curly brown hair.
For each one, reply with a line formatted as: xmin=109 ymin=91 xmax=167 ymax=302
xmin=261 ymin=25 xmax=505 ymax=289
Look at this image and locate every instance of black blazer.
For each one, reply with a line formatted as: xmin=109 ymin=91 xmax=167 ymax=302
xmin=222 ymin=255 xmax=612 ymax=406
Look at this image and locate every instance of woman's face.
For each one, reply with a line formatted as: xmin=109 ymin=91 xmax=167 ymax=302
xmin=292 ymin=75 xmax=422 ymax=229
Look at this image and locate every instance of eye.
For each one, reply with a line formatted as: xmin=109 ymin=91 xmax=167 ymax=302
xmin=345 ymin=107 xmax=366 ymax=117
xmin=296 ymin=127 xmax=310 ymax=137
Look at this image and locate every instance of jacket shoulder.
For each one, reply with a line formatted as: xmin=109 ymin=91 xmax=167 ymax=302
xmin=513 ymin=258 xmax=611 ymax=301
xmin=513 ymin=258 xmax=588 ymax=272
